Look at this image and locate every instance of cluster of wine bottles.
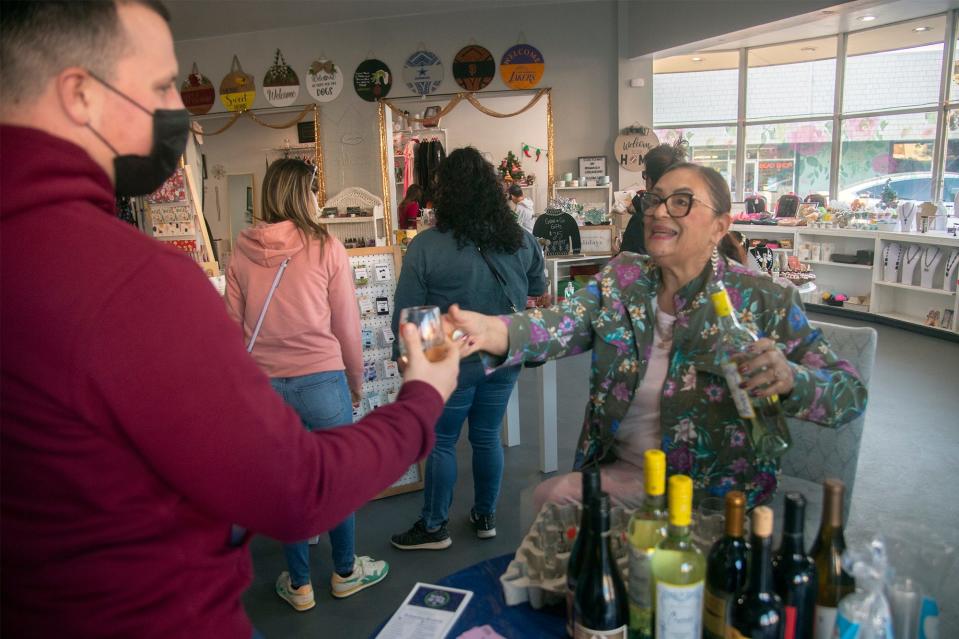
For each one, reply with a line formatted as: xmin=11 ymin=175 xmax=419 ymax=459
xmin=704 ymin=478 xmax=854 ymax=639
xmin=565 ymin=461 xmax=855 ymax=639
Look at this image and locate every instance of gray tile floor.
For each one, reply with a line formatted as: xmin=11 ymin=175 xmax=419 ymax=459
xmin=244 ymin=313 xmax=959 ymax=638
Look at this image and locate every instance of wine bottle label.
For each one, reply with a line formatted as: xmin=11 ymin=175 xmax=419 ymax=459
xmin=655 ymin=581 xmax=703 ymax=639
xmin=918 ymin=595 xmax=939 ymax=639
xmin=702 ymin=586 xmax=729 ymax=639
xmin=784 ymin=605 xmax=798 ymax=639
xmin=721 ymin=362 xmax=756 ymax=419
xmin=573 ymin=622 xmax=627 ymax=638
xmin=835 ymin=611 xmax=861 ymax=639
xmin=814 ymin=605 xmax=838 ymax=639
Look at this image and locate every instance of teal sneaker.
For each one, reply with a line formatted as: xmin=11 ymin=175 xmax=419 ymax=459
xmin=330 ymin=555 xmax=389 ymax=599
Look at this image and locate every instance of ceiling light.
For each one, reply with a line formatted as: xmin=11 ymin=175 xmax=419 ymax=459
xmin=914 ymin=26 xmax=931 ymax=32
xmin=801 ymin=46 xmax=817 ymax=52
xmin=691 ymin=56 xmax=703 ymax=62
xmin=858 ymin=15 xmax=877 ymax=22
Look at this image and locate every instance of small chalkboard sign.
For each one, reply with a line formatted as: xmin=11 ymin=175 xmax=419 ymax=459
xmin=532 ymin=209 xmax=581 ymax=256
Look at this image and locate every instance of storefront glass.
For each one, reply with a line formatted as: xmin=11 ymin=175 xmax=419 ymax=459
xmin=654 ymin=126 xmax=737 ymax=192
xmin=653 ymin=51 xmax=739 ymax=125
xmin=747 ymin=38 xmax=837 ymax=120
xmin=744 ymin=121 xmax=832 ymax=203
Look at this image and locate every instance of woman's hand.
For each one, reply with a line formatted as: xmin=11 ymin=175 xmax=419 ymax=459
xmin=735 ymin=338 xmax=795 ymax=398
xmin=445 ymin=304 xmax=509 ymax=359
xmin=350 ymin=389 xmax=362 ymax=407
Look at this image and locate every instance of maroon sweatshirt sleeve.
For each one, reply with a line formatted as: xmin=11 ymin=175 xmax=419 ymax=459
xmin=74 ymin=251 xmax=440 ymax=542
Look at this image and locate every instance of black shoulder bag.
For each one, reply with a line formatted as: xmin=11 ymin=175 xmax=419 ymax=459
xmin=477 ymin=247 xmax=546 ymax=368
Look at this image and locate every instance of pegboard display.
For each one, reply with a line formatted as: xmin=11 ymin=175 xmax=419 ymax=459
xmin=347 ymin=246 xmax=424 ymax=498
xmin=144 ymin=166 xmax=220 ymax=277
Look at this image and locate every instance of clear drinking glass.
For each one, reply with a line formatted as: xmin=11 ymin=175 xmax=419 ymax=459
xmin=398 ymin=305 xmax=444 ymax=362
xmin=693 ymin=496 xmax=726 ymax=551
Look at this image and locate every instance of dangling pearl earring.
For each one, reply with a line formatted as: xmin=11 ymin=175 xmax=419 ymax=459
xmin=711 ymin=244 xmax=721 ymax=273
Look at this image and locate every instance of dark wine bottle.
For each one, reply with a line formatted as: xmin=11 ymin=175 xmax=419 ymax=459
xmin=566 ymin=465 xmax=602 ymax=637
xmin=773 ymin=492 xmax=817 ymax=639
xmin=703 ymin=491 xmax=749 ymax=639
xmin=573 ymin=493 xmax=628 ymax=638
xmin=730 ymin=506 xmax=784 ymax=639
xmin=810 ymin=479 xmax=854 ymax=639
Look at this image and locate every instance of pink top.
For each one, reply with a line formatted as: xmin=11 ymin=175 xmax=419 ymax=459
xmin=613 ymin=303 xmax=675 ymax=467
xmin=226 ymin=221 xmax=362 ymax=393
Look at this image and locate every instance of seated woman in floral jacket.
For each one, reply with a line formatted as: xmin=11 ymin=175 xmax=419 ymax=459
xmin=448 ymin=163 xmax=867 ymax=508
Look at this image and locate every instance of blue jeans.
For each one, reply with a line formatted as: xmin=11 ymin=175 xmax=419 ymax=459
xmin=270 ymin=371 xmax=356 ymax=586
xmin=421 ymin=361 xmax=520 ymax=529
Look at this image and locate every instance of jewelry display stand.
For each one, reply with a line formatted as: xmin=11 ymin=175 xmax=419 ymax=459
xmin=920 ymin=246 xmax=943 ymax=288
xmin=900 ymin=244 xmax=922 ymax=285
xmin=881 ymin=242 xmax=902 ymax=282
xmin=897 ymin=201 xmax=917 ymax=233
xmin=944 ymin=249 xmax=959 ymax=292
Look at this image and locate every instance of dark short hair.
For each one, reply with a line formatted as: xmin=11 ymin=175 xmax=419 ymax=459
xmin=643 ymin=143 xmax=687 ymax=185
xmin=658 ymin=162 xmax=732 ymax=214
xmin=0 ymin=0 xmax=170 ymax=105
xmin=507 ymin=184 xmax=524 ymax=198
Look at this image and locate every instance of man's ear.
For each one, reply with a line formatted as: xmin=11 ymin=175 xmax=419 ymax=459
xmin=56 ymin=67 xmax=99 ymax=127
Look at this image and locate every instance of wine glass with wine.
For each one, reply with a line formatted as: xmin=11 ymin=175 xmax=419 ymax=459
xmin=398 ymin=305 xmax=446 ymax=362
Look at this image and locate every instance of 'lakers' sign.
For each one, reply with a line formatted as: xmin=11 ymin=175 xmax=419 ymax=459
xmin=500 ymin=44 xmax=544 ymax=90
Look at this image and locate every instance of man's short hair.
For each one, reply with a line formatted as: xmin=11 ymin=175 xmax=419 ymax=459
xmin=0 ymin=0 xmax=170 ymax=106
xmin=507 ymin=184 xmax=524 ymax=198
xmin=642 ymin=142 xmax=688 ymax=186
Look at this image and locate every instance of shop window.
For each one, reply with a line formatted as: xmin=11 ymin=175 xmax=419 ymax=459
xmin=653 ymin=51 xmax=739 ymax=125
xmin=843 ymin=16 xmax=946 ymax=113
xmin=747 ymin=38 xmax=837 ymax=120
xmin=744 ymin=121 xmax=832 ymax=204
xmin=838 ymin=111 xmax=937 ymax=203
xmin=942 ymin=109 xmax=959 ymax=201
xmin=654 ymin=126 xmax=738 ymax=192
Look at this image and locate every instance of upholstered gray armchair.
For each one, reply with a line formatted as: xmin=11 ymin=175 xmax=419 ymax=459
xmin=774 ymin=320 xmax=877 ymax=534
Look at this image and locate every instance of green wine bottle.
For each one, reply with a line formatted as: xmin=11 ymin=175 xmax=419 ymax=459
xmin=627 ymin=450 xmax=668 ymax=639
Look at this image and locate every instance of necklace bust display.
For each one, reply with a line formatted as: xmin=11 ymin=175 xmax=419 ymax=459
xmin=942 ymin=249 xmax=958 ymax=292
xmin=900 ymin=244 xmax=922 ymax=285
xmin=881 ymin=242 xmax=902 ymax=283
xmin=920 ymin=246 xmax=942 ymax=288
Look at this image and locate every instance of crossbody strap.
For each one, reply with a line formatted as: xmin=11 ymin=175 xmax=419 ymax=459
xmin=246 ymin=257 xmax=291 ymax=353
xmin=477 ymin=247 xmax=518 ymax=313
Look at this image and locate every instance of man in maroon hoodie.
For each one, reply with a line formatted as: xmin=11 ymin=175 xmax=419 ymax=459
xmin=0 ymin=2 xmax=459 ymax=637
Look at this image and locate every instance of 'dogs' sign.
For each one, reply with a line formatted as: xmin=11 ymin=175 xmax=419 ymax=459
xmin=615 ymin=126 xmax=659 ymax=173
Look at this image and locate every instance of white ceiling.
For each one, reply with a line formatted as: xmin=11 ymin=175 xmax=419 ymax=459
xmin=167 ymin=0 xmax=590 ymax=41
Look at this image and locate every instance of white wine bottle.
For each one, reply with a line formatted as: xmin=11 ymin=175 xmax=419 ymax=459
xmin=651 ymin=474 xmax=705 ymax=639
xmin=708 ymin=279 xmax=791 ymax=459
xmin=627 ymin=450 xmax=668 ymax=639
xmin=811 ymin=479 xmax=855 ymax=639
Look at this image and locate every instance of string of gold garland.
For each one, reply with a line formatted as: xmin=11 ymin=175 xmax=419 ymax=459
xmin=381 ymin=88 xmax=549 ymax=125
xmin=189 ymin=104 xmax=317 ymax=136
xmin=377 ymin=102 xmax=393 ymax=244
xmin=546 ymin=89 xmax=554 ymax=191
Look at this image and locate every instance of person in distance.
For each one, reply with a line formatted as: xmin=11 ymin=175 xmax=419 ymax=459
xmin=619 ymin=141 xmax=688 ymax=254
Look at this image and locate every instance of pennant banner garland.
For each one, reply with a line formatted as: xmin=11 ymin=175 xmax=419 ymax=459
xmin=180 ymin=62 xmax=215 ymax=115
xmin=521 ymin=142 xmax=546 ymax=161
xmin=262 ymin=48 xmax=300 ymax=107
xmin=453 ymin=45 xmax=495 ymax=91
xmin=500 ymin=44 xmax=544 ymax=90
xmin=402 ymin=50 xmax=443 ymax=96
xmin=306 ymin=58 xmax=344 ymax=103
xmin=354 ymin=58 xmax=393 ymax=102
xmin=219 ymin=55 xmax=256 ymax=112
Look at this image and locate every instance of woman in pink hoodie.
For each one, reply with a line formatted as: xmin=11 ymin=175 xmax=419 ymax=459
xmin=225 ymin=159 xmax=387 ymax=611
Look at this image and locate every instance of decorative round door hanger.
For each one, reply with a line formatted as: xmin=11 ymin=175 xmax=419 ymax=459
xmin=180 ymin=62 xmax=215 ymax=115
xmin=306 ymin=58 xmax=344 ymax=103
xmin=403 ymin=50 xmax=444 ymax=96
xmin=262 ymin=48 xmax=300 ymax=107
xmin=453 ymin=44 xmax=495 ymax=91
xmin=500 ymin=43 xmax=545 ymax=89
xmin=615 ymin=125 xmax=660 ymax=173
xmin=354 ymin=58 xmax=393 ymax=102
xmin=219 ymin=54 xmax=256 ymax=112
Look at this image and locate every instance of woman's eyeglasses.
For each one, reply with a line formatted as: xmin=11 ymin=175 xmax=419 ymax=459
xmin=640 ymin=191 xmax=719 ymax=218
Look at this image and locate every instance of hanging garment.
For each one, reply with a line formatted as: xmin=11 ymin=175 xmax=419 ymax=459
xmin=403 ymin=140 xmax=417 ymax=195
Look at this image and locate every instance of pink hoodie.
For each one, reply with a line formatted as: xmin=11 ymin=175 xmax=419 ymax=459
xmin=225 ymin=221 xmax=362 ymax=393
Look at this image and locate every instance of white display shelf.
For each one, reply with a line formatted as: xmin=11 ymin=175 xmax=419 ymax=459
xmin=555 ymin=185 xmax=610 ymax=190
xmin=874 ymin=281 xmax=956 ymax=297
xmin=320 ymin=217 xmax=376 ymax=224
xmin=804 ymin=260 xmax=873 ymax=270
xmin=878 ymin=231 xmax=959 ymax=247
xmin=733 ymin=225 xmax=795 ymax=234
xmin=798 ymin=228 xmax=880 ymax=239
xmin=876 ymin=312 xmax=955 ymax=333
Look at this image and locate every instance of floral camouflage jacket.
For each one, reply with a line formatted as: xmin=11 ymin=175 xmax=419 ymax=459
xmin=498 ymin=253 xmax=868 ymax=506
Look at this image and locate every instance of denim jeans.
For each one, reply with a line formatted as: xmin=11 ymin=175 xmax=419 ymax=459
xmin=269 ymin=370 xmax=355 ymax=586
xmin=421 ymin=360 xmax=520 ymax=529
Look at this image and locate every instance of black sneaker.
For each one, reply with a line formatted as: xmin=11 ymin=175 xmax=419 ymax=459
xmin=390 ymin=520 xmax=452 ymax=550
xmin=469 ymin=510 xmax=496 ymax=539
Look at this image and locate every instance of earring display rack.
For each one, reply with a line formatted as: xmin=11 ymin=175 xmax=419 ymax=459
xmin=731 ymin=224 xmax=959 ymax=338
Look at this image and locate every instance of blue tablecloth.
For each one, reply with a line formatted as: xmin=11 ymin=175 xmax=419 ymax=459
xmin=372 ymin=553 xmax=566 ymax=638
xmin=436 ymin=553 xmax=566 ymax=638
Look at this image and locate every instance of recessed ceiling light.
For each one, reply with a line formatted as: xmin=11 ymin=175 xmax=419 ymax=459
xmin=858 ymin=15 xmax=877 ymax=22
xmin=691 ymin=56 xmax=703 ymax=62
xmin=914 ymin=26 xmax=931 ymax=32
xmin=801 ymin=46 xmax=817 ymax=52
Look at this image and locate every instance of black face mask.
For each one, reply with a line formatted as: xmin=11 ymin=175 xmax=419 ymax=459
xmin=86 ymin=72 xmax=190 ymax=197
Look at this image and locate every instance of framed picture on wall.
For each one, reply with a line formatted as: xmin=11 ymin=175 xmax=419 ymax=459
xmin=579 ymin=156 xmax=607 ymax=180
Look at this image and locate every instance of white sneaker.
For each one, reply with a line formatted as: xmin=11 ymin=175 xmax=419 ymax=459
xmin=330 ymin=555 xmax=389 ymax=599
xmin=275 ymin=571 xmax=315 ymax=611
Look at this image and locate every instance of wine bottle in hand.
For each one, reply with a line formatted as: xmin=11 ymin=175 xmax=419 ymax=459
xmin=773 ymin=492 xmax=817 ymax=639
xmin=730 ymin=506 xmax=784 ymax=639
xmin=703 ymin=491 xmax=749 ymax=639
xmin=810 ymin=479 xmax=854 ymax=639
xmin=573 ymin=493 xmax=629 ymax=638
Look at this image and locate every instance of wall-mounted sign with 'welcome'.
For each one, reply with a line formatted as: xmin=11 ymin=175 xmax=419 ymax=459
xmin=500 ymin=44 xmax=544 ymax=90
